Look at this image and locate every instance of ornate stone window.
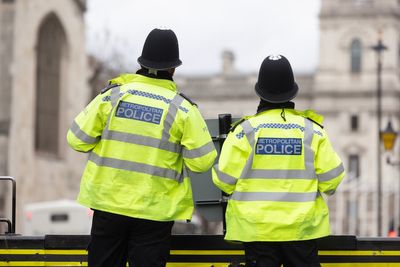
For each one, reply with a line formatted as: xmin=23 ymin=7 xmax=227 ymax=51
xmin=350 ymin=39 xmax=362 ymax=73
xmin=35 ymin=13 xmax=66 ymax=155
xmin=348 ymin=154 xmax=360 ymax=179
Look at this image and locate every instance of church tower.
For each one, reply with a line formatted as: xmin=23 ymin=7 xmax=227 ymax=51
xmin=315 ymin=0 xmax=400 ymax=236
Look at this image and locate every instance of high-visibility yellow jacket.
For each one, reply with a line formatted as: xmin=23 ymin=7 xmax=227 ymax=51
xmin=67 ymin=74 xmax=217 ymax=221
xmin=212 ymin=108 xmax=345 ymax=242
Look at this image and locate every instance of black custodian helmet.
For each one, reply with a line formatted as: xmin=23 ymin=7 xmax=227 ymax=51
xmin=255 ymin=55 xmax=299 ymax=103
xmin=137 ymin=28 xmax=182 ymax=70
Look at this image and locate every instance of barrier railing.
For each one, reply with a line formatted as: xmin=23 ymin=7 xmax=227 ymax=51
xmin=0 ymin=176 xmax=16 ymax=234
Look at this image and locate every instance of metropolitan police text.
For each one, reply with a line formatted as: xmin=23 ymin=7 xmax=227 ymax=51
xmin=116 ymin=101 xmax=164 ymax=125
xmin=256 ymin=138 xmax=302 ymax=155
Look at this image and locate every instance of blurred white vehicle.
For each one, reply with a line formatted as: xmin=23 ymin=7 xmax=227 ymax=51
xmin=24 ymin=199 xmax=93 ymax=236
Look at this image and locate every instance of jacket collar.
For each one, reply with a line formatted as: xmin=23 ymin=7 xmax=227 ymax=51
xmin=136 ymin=68 xmax=174 ymax=81
xmin=257 ymin=99 xmax=295 ymax=114
xmin=108 ymin=72 xmax=177 ymax=92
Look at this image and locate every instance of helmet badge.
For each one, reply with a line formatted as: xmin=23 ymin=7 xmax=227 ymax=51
xmin=268 ymin=55 xmax=282 ymax=61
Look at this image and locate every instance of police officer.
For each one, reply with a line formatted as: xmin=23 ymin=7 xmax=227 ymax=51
xmin=67 ymin=28 xmax=217 ymax=267
xmin=212 ymin=55 xmax=345 ymax=267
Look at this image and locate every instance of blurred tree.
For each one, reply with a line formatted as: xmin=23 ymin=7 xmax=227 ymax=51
xmin=86 ymin=28 xmax=136 ymax=100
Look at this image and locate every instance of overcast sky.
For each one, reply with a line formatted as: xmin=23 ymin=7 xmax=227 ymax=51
xmin=85 ymin=0 xmax=321 ymax=75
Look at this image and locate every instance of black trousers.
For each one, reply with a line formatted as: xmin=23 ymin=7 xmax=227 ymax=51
xmin=243 ymin=239 xmax=321 ymax=267
xmin=88 ymin=210 xmax=174 ymax=267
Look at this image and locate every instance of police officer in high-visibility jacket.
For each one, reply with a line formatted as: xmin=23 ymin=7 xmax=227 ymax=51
xmin=67 ymin=28 xmax=217 ymax=267
xmin=212 ymin=55 xmax=345 ymax=267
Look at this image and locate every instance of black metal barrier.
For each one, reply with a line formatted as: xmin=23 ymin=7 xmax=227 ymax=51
xmin=1 ymin=234 xmax=400 ymax=266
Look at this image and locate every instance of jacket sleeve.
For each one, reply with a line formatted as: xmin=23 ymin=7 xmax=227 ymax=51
xmin=181 ymin=106 xmax=217 ymax=172
xmin=315 ymin=131 xmax=345 ymax=196
xmin=67 ymin=94 xmax=109 ymax=152
xmin=212 ymin=125 xmax=251 ymax=195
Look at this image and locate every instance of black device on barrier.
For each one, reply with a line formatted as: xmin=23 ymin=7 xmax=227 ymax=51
xmin=193 ymin=114 xmax=234 ymax=235
xmin=217 ymin=114 xmax=232 ymax=236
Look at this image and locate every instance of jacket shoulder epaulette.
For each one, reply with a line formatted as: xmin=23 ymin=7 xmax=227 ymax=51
xmin=101 ymin=83 xmax=120 ymax=94
xmin=294 ymin=109 xmax=324 ymax=129
xmin=306 ymin=117 xmax=324 ymax=129
xmin=229 ymin=117 xmax=246 ymax=132
xmin=179 ymin=92 xmax=197 ymax=106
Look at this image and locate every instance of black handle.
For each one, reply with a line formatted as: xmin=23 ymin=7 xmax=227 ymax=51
xmin=196 ymin=200 xmax=222 ymax=206
xmin=0 ymin=218 xmax=12 ymax=234
xmin=0 ymin=176 xmax=16 ymax=234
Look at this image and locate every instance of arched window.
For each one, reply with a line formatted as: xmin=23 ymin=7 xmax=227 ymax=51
xmin=35 ymin=14 xmax=66 ymax=155
xmin=350 ymin=39 xmax=362 ymax=73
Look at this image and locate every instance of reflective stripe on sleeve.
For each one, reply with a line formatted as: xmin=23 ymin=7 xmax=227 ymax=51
xmin=70 ymin=120 xmax=99 ymax=144
xmin=214 ymin=164 xmax=238 ymax=185
xmin=89 ymin=152 xmax=183 ymax=182
xmin=230 ymin=191 xmax=318 ymax=202
xmin=317 ymin=163 xmax=345 ymax=182
xmin=183 ymin=141 xmax=215 ymax=159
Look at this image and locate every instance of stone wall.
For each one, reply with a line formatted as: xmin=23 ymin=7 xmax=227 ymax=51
xmin=3 ymin=0 xmax=89 ymax=233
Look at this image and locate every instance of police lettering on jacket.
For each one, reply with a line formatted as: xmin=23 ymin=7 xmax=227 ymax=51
xmin=256 ymin=137 xmax=302 ymax=155
xmin=116 ymin=101 xmax=163 ymax=124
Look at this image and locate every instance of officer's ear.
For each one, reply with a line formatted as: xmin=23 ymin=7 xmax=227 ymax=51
xmin=167 ymin=68 xmax=176 ymax=75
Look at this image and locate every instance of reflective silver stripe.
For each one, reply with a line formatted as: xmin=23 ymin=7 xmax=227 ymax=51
xmin=183 ymin=141 xmax=215 ymax=159
xmin=162 ymin=94 xmax=183 ymax=142
xmin=317 ymin=163 xmax=345 ymax=182
xmin=230 ymin=191 xmax=318 ymax=202
xmin=240 ymin=120 xmax=255 ymax=178
xmin=214 ymin=164 xmax=237 ymax=185
xmin=70 ymin=120 xmax=99 ymax=144
xmin=245 ymin=118 xmax=316 ymax=180
xmin=248 ymin=169 xmax=316 ymax=179
xmin=104 ymin=86 xmax=121 ymax=130
xmin=242 ymin=120 xmax=255 ymax=149
xmin=110 ymin=86 xmax=121 ymax=108
xmin=102 ymin=129 xmax=181 ymax=153
xmin=89 ymin=152 xmax=182 ymax=181
xmin=303 ymin=119 xmax=315 ymax=173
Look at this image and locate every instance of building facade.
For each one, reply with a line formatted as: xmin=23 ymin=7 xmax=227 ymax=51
xmin=0 ymin=0 xmax=88 ymax=233
xmin=315 ymin=0 xmax=400 ymax=236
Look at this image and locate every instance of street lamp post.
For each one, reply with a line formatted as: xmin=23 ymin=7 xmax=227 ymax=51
xmin=371 ymin=33 xmax=387 ymax=236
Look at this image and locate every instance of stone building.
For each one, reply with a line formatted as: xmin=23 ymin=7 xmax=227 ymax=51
xmin=314 ymin=0 xmax=400 ymax=236
xmin=0 ymin=0 xmax=88 ymax=232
